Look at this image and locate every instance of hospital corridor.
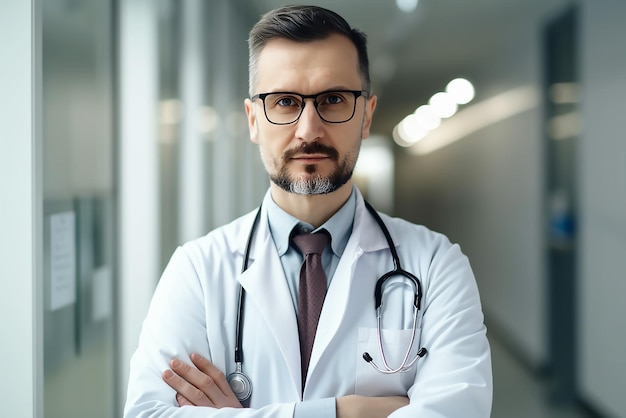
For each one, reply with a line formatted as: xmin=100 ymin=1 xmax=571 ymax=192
xmin=2 ymin=0 xmax=625 ymax=417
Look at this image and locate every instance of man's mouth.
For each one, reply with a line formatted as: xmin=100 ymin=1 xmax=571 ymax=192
xmin=283 ymin=142 xmax=339 ymax=163
xmin=292 ymin=154 xmax=329 ymax=162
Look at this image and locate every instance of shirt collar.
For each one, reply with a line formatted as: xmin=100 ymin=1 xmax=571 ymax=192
xmin=266 ymin=187 xmax=356 ymax=257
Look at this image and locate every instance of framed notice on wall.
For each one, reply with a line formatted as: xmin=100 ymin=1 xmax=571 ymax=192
xmin=49 ymin=211 xmax=77 ymax=311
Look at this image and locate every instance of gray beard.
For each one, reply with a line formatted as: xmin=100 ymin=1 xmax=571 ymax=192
xmin=270 ymin=162 xmax=352 ymax=195
xmin=286 ymin=174 xmax=334 ymax=195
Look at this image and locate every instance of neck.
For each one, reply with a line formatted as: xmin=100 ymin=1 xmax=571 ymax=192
xmin=269 ymin=181 xmax=353 ymax=228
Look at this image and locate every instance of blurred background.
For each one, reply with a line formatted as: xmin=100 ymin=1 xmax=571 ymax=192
xmin=2 ymin=0 xmax=625 ymax=417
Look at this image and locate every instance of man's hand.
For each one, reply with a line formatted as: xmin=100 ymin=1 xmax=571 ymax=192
xmin=162 ymin=353 xmax=243 ymax=409
xmin=336 ymin=395 xmax=409 ymax=418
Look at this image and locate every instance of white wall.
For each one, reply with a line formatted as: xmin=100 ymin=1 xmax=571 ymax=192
xmin=578 ymin=1 xmax=626 ymax=416
xmin=118 ymin=0 xmax=160 ymax=405
xmin=395 ymin=20 xmax=547 ymax=367
xmin=0 ymin=1 xmax=42 ymax=416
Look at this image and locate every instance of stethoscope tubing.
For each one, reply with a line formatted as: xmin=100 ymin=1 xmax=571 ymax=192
xmin=234 ymin=205 xmax=262 ymax=365
xmin=227 ymin=207 xmax=262 ymax=402
xmin=364 ymin=200 xmax=422 ymax=312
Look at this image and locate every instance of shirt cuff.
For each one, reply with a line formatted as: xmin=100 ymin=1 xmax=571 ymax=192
xmin=293 ymin=397 xmax=336 ymax=418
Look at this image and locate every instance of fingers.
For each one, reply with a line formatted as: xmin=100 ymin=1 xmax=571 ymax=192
xmin=188 ymin=353 xmax=242 ymax=408
xmin=162 ymin=355 xmax=242 ymax=409
xmin=170 ymin=358 xmax=225 ymax=406
xmin=162 ymin=368 xmax=212 ymax=407
xmin=189 ymin=353 xmax=235 ymax=398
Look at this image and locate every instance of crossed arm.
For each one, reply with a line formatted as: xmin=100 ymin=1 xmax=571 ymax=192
xmin=162 ymin=353 xmax=409 ymax=418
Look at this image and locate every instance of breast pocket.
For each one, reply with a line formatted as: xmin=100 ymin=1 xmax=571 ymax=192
xmin=355 ymin=326 xmax=422 ymax=396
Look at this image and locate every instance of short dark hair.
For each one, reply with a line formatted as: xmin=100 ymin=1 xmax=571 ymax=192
xmin=248 ymin=5 xmax=370 ymax=96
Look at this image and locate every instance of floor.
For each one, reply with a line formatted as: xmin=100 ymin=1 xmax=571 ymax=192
xmin=490 ymin=335 xmax=597 ymax=418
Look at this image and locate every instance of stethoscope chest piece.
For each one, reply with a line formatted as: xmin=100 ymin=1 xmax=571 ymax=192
xmin=227 ymin=365 xmax=252 ymax=401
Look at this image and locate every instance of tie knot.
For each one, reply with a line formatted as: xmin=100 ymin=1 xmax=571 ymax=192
xmin=292 ymin=231 xmax=329 ymax=256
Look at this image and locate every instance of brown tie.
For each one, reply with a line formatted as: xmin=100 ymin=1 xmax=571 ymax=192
xmin=292 ymin=231 xmax=329 ymax=387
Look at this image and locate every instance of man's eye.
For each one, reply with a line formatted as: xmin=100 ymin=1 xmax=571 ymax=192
xmin=323 ymin=94 xmax=344 ymax=105
xmin=276 ymin=97 xmax=299 ymax=107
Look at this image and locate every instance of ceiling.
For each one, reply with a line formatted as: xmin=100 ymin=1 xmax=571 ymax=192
xmin=242 ymin=0 xmax=570 ymax=132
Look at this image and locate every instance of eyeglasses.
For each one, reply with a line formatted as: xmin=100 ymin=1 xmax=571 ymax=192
xmin=250 ymin=90 xmax=369 ymax=125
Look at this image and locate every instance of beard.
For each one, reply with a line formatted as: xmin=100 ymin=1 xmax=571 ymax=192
xmin=269 ymin=141 xmax=356 ymax=195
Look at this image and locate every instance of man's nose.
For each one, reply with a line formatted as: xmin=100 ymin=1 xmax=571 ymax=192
xmin=295 ymin=99 xmax=324 ymax=141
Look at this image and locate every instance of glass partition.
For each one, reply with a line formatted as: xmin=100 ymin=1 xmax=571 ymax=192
xmin=42 ymin=0 xmax=116 ymax=416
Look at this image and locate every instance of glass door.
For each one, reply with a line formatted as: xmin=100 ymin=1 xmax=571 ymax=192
xmin=42 ymin=0 xmax=117 ymax=416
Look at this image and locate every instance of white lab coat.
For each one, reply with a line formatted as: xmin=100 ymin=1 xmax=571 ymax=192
xmin=124 ymin=189 xmax=492 ymax=417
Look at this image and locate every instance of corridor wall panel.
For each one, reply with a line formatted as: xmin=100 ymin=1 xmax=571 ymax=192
xmin=578 ymin=1 xmax=626 ymax=416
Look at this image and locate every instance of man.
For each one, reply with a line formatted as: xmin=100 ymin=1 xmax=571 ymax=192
xmin=124 ymin=5 xmax=492 ymax=418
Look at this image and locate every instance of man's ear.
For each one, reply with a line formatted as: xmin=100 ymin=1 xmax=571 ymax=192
xmin=244 ymin=98 xmax=259 ymax=144
xmin=361 ymin=94 xmax=377 ymax=139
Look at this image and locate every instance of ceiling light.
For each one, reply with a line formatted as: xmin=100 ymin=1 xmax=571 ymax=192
xmin=398 ymin=114 xmax=428 ymax=143
xmin=446 ymin=78 xmax=475 ymax=105
xmin=429 ymin=92 xmax=458 ymax=118
xmin=394 ymin=125 xmax=421 ymax=147
xmin=414 ymin=105 xmax=441 ymax=130
xmin=395 ymin=0 xmax=418 ymax=13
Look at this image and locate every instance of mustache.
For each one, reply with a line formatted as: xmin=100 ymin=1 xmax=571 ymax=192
xmin=282 ymin=141 xmax=339 ymax=162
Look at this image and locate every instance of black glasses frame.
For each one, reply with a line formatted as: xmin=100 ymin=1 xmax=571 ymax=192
xmin=250 ymin=90 xmax=369 ymax=125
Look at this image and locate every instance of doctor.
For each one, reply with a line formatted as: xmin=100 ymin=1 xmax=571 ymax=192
xmin=124 ymin=5 xmax=492 ymax=418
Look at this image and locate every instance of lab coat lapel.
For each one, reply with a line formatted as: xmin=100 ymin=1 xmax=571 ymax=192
xmin=237 ymin=211 xmax=302 ymax=393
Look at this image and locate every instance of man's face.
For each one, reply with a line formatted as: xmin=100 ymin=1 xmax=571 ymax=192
xmin=245 ymin=34 xmax=377 ymax=195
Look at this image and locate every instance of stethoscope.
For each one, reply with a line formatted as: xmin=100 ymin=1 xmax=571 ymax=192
xmin=227 ymin=200 xmax=427 ymax=401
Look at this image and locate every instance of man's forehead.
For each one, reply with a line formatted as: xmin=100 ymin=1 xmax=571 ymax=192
xmin=254 ymin=35 xmax=361 ymax=92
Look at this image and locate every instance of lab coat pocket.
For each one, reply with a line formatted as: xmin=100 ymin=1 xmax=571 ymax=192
xmin=355 ymin=327 xmax=420 ymax=396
